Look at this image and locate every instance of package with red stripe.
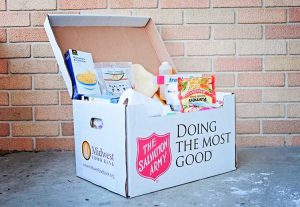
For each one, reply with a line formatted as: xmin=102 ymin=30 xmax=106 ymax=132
xmin=178 ymin=76 xmax=216 ymax=113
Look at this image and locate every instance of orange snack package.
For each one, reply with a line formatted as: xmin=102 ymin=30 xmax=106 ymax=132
xmin=178 ymin=76 xmax=216 ymax=113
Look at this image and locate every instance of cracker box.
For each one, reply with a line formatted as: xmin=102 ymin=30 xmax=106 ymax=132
xmin=44 ymin=15 xmax=236 ymax=198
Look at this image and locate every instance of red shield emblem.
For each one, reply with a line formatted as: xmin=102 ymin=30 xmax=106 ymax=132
xmin=136 ymin=133 xmax=171 ymax=181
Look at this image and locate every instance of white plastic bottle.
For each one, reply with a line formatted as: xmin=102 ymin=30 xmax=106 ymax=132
xmin=159 ymin=62 xmax=172 ymax=100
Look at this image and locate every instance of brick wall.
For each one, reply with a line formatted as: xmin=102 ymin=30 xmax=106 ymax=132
xmin=0 ymin=0 xmax=300 ymax=151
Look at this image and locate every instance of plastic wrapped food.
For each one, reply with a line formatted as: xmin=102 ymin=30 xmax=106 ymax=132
xmin=178 ymin=76 xmax=216 ymax=113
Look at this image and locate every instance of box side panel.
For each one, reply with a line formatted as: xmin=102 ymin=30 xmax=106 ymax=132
xmin=73 ymin=100 xmax=127 ymax=196
xmin=126 ymin=94 xmax=236 ymax=197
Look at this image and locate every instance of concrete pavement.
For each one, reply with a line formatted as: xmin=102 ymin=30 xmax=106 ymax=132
xmin=0 ymin=147 xmax=300 ymax=207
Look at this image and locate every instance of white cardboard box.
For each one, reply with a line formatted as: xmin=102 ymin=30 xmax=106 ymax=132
xmin=44 ymin=14 xmax=236 ymax=198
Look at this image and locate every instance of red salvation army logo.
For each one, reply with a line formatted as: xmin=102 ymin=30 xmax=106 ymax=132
xmin=136 ymin=133 xmax=171 ymax=181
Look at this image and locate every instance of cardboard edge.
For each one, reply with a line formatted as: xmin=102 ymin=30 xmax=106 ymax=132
xmin=48 ymin=14 xmax=150 ymax=27
xmin=44 ymin=15 xmax=73 ymax=98
xmin=232 ymin=92 xmax=238 ymax=169
xmin=125 ymin=105 xmax=129 ymax=198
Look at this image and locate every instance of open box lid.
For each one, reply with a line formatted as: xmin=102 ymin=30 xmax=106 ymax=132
xmin=44 ymin=14 xmax=174 ymax=98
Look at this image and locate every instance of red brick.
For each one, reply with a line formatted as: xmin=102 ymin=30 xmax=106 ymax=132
xmin=0 ymin=0 xmax=5 ymax=10
xmin=0 ymin=12 xmax=30 ymax=27
xmin=263 ymin=120 xmax=300 ymax=134
xmin=186 ymin=9 xmax=235 ymax=24
xmin=237 ymin=73 xmax=284 ymax=87
xmin=286 ymin=136 xmax=300 ymax=146
xmin=237 ymin=136 xmax=284 ymax=147
xmin=217 ymin=89 xmax=262 ymax=103
xmin=8 ymin=0 xmax=56 ymax=10
xmin=214 ymin=73 xmax=235 ymax=87
xmin=0 ymin=59 xmax=8 ymax=74
xmin=0 ymin=124 xmax=9 ymax=136
xmin=165 ymin=42 xmax=184 ymax=57
xmin=0 ymin=107 xmax=33 ymax=121
xmin=213 ymin=0 xmax=261 ymax=7
xmin=289 ymin=40 xmax=300 ymax=54
xmin=0 ymin=76 xmax=32 ymax=90
xmin=132 ymin=10 xmax=183 ymax=25
xmin=237 ymin=103 xmax=284 ymax=118
xmin=11 ymin=91 xmax=59 ymax=106
xmin=266 ymin=25 xmax=300 ymax=39
xmin=187 ymin=41 xmax=235 ymax=56
xmin=214 ymin=25 xmax=262 ymax=39
xmin=0 ymin=92 xmax=9 ymax=106
xmin=0 ymin=29 xmax=6 ymax=42
xmin=8 ymin=28 xmax=48 ymax=42
xmin=12 ymin=122 xmax=59 ymax=137
xmin=214 ymin=57 xmax=262 ymax=72
xmin=237 ymin=40 xmax=286 ymax=55
xmin=263 ymin=88 xmax=300 ymax=102
xmin=35 ymin=106 xmax=73 ymax=121
xmin=161 ymin=0 xmax=209 ymax=8
xmin=0 ymin=138 xmax=33 ymax=151
xmin=287 ymin=104 xmax=300 ymax=118
xmin=238 ymin=9 xmax=286 ymax=24
xmin=58 ymin=0 xmax=107 ymax=10
xmin=31 ymin=11 xmax=80 ymax=26
xmin=265 ymin=57 xmax=300 ymax=71
xmin=60 ymin=91 xmax=72 ymax=105
xmin=237 ymin=120 xmax=260 ymax=134
xmin=36 ymin=138 xmax=74 ymax=151
xmin=0 ymin=44 xmax=31 ymax=58
xmin=110 ymin=0 xmax=157 ymax=8
xmin=288 ymin=73 xmax=300 ymax=86
xmin=265 ymin=0 xmax=300 ymax=7
xmin=62 ymin=122 xmax=74 ymax=136
xmin=34 ymin=75 xmax=66 ymax=90
xmin=173 ymin=58 xmax=211 ymax=72
xmin=161 ymin=26 xmax=210 ymax=40
xmin=32 ymin=44 xmax=54 ymax=58
xmin=9 ymin=59 xmax=58 ymax=74
xmin=289 ymin=8 xmax=300 ymax=22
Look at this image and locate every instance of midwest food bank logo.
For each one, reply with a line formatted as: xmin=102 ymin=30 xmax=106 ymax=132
xmin=136 ymin=133 xmax=171 ymax=181
xmin=82 ymin=141 xmax=91 ymax=160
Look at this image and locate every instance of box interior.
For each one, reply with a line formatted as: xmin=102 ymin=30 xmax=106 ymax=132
xmin=51 ymin=21 xmax=171 ymax=75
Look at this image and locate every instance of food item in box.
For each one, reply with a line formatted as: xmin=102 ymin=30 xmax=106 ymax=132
xmin=65 ymin=49 xmax=101 ymax=99
xmin=94 ymin=62 xmax=133 ymax=98
xmin=76 ymin=70 xmax=97 ymax=85
xmin=159 ymin=62 xmax=173 ymax=100
xmin=156 ymin=73 xmax=202 ymax=111
xmin=132 ymin=64 xmax=159 ymax=97
xmin=152 ymin=93 xmax=166 ymax=105
xmin=178 ymin=76 xmax=216 ymax=113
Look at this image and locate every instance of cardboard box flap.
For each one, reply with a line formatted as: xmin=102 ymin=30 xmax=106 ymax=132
xmin=44 ymin=15 xmax=173 ymax=98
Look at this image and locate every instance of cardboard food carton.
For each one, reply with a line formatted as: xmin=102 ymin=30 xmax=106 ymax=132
xmin=44 ymin=15 xmax=236 ymax=198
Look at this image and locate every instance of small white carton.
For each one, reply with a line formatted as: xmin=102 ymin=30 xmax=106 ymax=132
xmin=45 ymin=15 xmax=236 ymax=198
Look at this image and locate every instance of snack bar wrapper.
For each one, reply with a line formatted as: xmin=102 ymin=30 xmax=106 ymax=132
xmin=178 ymin=76 xmax=216 ymax=113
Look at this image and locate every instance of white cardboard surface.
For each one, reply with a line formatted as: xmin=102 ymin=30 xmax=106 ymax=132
xmin=73 ymin=100 xmax=127 ymax=196
xmin=126 ymin=94 xmax=236 ymax=197
xmin=48 ymin=14 xmax=150 ymax=27
xmin=45 ymin=15 xmax=236 ymax=198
